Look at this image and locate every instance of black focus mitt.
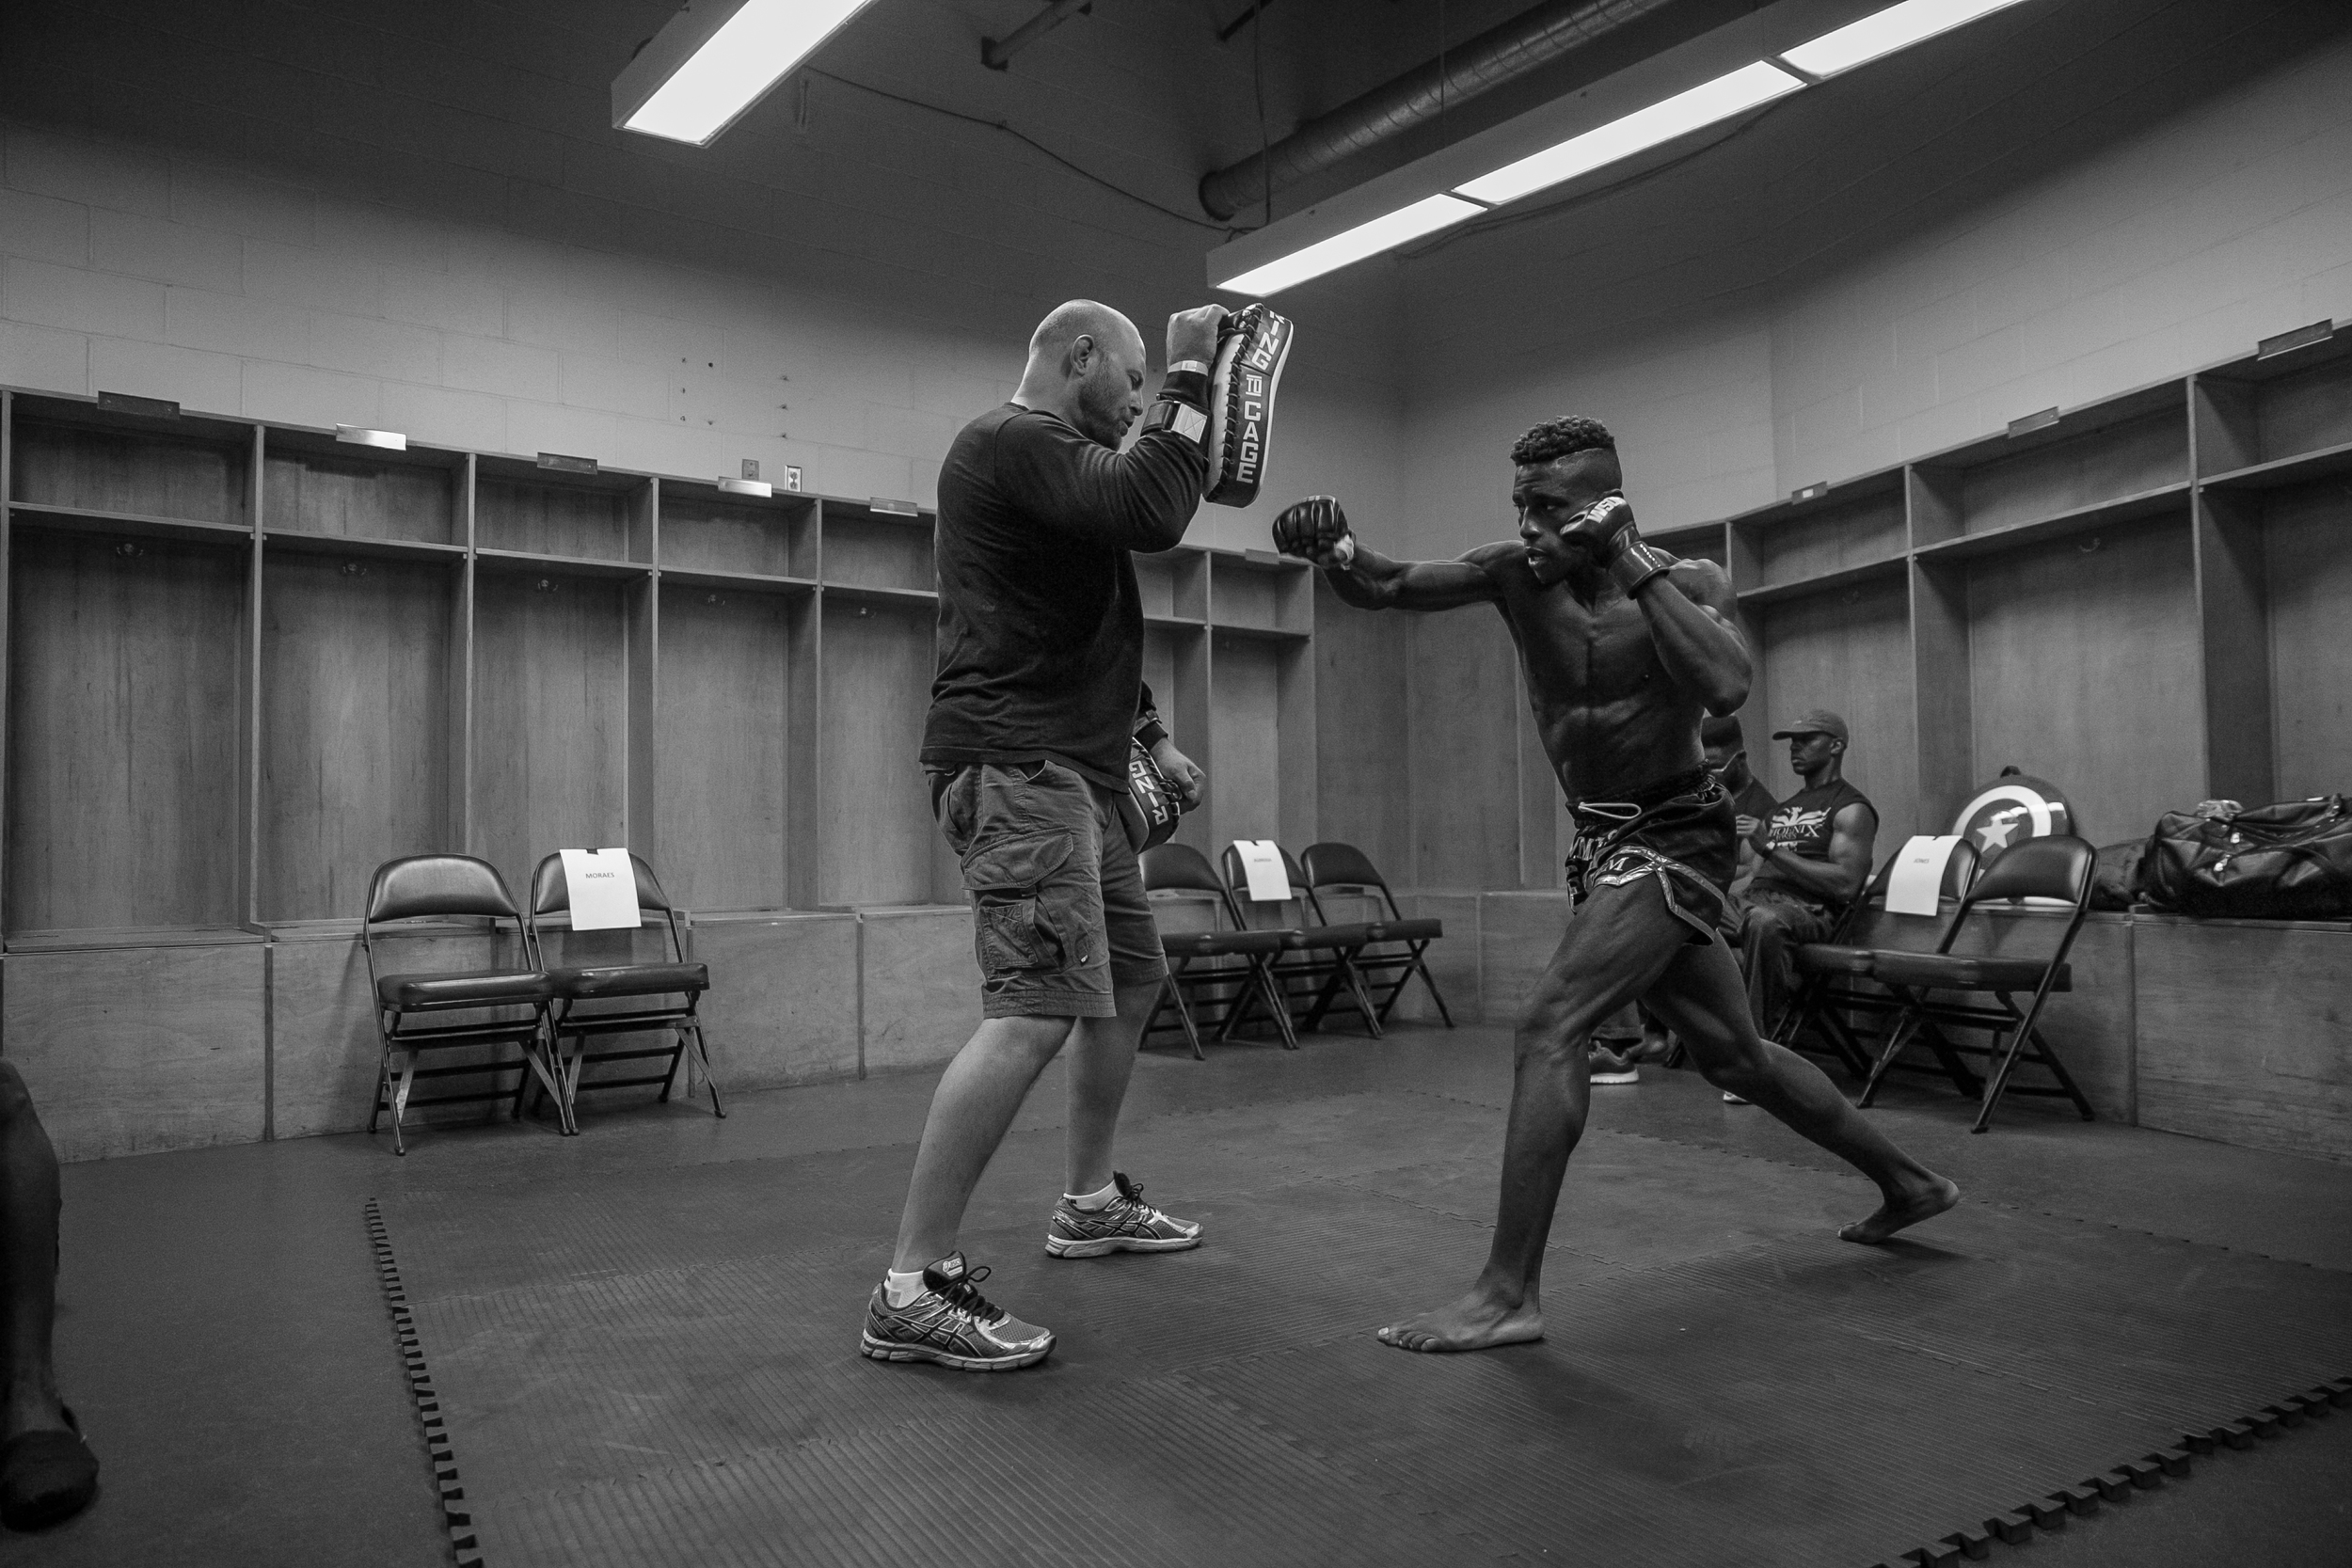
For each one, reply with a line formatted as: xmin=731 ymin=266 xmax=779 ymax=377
xmin=1202 ymin=303 xmax=1295 ymax=508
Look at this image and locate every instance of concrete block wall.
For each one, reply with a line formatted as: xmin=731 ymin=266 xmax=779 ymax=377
xmin=1394 ymin=30 xmax=2352 ymax=554
xmin=0 ymin=114 xmax=1406 ymax=555
xmin=1767 ymin=29 xmax=2352 ymax=490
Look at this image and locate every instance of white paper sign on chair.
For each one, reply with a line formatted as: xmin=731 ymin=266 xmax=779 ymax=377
xmin=1885 ymin=834 xmax=1963 ymax=917
xmin=1233 ymin=839 xmax=1290 ymax=903
xmin=560 ymin=847 xmax=641 ymax=930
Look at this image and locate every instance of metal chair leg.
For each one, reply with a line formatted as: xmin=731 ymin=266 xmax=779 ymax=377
xmin=1163 ymin=974 xmax=1205 ymax=1060
xmin=687 ymin=1021 xmax=725 ymax=1117
xmin=1857 ymin=1005 xmax=1923 ymax=1107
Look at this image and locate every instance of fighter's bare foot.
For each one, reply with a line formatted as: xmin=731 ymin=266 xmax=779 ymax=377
xmin=1838 ymin=1175 xmax=1961 ymax=1244
xmin=1376 ymin=1288 xmax=1544 ymax=1353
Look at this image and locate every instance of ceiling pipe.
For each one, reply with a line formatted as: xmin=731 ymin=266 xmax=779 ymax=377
xmin=1200 ymin=0 xmax=1682 ymax=219
xmin=983 ymin=0 xmax=1094 ymax=70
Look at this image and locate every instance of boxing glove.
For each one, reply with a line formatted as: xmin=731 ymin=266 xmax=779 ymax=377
xmin=1560 ymin=493 xmax=1672 ymax=595
xmin=1271 ymin=495 xmax=1356 ymax=568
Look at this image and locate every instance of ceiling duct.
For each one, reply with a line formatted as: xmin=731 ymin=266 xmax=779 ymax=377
xmin=1200 ymin=0 xmax=1683 ymax=220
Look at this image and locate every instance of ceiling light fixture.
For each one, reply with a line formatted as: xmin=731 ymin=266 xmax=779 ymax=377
xmin=1218 ymin=194 xmax=1486 ymax=294
xmin=1211 ymin=0 xmax=2045 ymax=297
xmin=1777 ymin=0 xmax=2034 ymax=77
xmin=1454 ymin=60 xmax=1805 ymax=207
xmin=613 ymin=0 xmax=883 ymax=146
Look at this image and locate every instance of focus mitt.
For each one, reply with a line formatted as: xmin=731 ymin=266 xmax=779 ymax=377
xmin=1202 ymin=304 xmax=1295 ymax=508
xmin=1120 ymin=737 xmax=1184 ymax=852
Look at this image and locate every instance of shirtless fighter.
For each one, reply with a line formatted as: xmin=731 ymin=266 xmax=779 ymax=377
xmin=1271 ymin=416 xmax=1958 ymax=1354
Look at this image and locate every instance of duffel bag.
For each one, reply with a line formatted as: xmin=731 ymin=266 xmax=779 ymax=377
xmin=2090 ymin=839 xmax=2147 ymax=911
xmin=2136 ymin=795 xmax=2352 ymax=919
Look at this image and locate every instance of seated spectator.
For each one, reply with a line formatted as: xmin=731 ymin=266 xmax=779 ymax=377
xmin=1705 ymin=715 xmax=1778 ymax=900
xmin=1 ymin=1063 xmax=100 ymax=1531
xmin=1739 ymin=709 xmax=1877 ymax=1039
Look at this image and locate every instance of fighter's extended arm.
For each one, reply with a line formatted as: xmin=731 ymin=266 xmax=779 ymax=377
xmin=1270 ymin=497 xmax=1503 ymax=610
xmin=1753 ymin=801 xmax=1877 ymax=902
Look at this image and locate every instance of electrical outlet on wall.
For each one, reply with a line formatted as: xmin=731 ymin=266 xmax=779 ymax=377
xmin=742 ymin=459 xmax=760 ymax=480
xmin=783 ymin=466 xmax=803 ymax=492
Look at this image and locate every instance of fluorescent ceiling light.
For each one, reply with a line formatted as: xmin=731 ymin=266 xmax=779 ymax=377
xmin=1454 ymin=61 xmax=1804 ymax=207
xmin=619 ymin=0 xmax=882 ymax=145
xmin=1219 ymin=194 xmax=1484 ymax=295
xmin=336 ymin=425 xmax=406 ymax=451
xmin=1779 ymin=0 xmax=2033 ymax=78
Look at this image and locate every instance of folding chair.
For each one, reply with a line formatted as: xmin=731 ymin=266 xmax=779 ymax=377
xmin=1856 ymin=834 xmax=2099 ymax=1132
xmin=1299 ymin=841 xmax=1453 ymax=1026
xmin=363 ymin=854 xmax=563 ymax=1156
xmin=1775 ymin=841 xmax=1979 ymax=1081
xmin=1219 ymin=843 xmax=1383 ymax=1037
xmin=525 ymin=853 xmax=723 ymax=1134
xmin=1139 ymin=844 xmax=1299 ymax=1054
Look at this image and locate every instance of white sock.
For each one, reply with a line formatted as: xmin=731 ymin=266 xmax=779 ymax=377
xmin=1066 ymin=1179 xmax=1120 ymax=1212
xmin=884 ymin=1268 xmax=928 ymax=1308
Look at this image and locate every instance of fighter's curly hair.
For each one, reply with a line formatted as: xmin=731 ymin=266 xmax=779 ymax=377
xmin=1510 ymin=415 xmax=1615 ymax=467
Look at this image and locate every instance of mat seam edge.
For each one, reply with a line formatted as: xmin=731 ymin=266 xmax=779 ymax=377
xmin=367 ymin=1197 xmax=487 ymax=1568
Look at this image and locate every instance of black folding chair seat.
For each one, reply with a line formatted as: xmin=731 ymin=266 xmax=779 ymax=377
xmin=363 ymin=854 xmax=564 ymax=1156
xmin=1278 ymin=921 xmax=1376 ymax=949
xmin=527 ymin=854 xmax=723 ymax=1135
xmin=1870 ymin=953 xmax=2070 ymax=992
xmin=1221 ymin=844 xmax=1382 ymax=1037
xmin=1300 ymin=842 xmax=1454 ymax=1028
xmin=1856 ymin=835 xmax=2099 ymax=1132
xmin=375 ymin=969 xmax=558 ymax=1009
xmin=1160 ymin=928 xmax=1292 ymax=960
xmin=1774 ymin=841 xmax=1979 ymax=1082
xmin=1792 ymin=943 xmax=1877 ymax=976
xmin=1364 ymin=916 xmax=1443 ymax=943
xmin=548 ymin=961 xmax=709 ymax=999
xmin=1140 ymin=845 xmax=1300 ymax=1057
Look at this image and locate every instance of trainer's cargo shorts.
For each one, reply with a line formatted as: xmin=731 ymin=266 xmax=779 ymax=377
xmin=933 ymin=760 xmax=1168 ymax=1019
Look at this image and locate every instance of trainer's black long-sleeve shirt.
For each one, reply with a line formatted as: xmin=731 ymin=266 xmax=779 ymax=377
xmin=922 ymin=400 xmax=1206 ymax=791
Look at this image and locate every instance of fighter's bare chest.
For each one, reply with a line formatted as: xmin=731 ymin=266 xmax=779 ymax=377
xmin=1502 ymin=588 xmax=1661 ymax=700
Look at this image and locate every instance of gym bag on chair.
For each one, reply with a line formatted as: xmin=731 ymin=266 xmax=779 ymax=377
xmin=2136 ymin=795 xmax=2352 ymax=919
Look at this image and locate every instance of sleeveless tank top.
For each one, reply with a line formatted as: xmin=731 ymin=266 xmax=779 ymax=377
xmin=1751 ymin=778 xmax=1874 ymax=899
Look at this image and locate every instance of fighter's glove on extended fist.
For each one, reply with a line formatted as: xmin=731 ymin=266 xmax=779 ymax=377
xmin=1563 ymin=493 xmax=1673 ymax=596
xmin=1271 ymin=495 xmax=1356 ymax=569
xmin=1202 ymin=304 xmax=1295 ymax=507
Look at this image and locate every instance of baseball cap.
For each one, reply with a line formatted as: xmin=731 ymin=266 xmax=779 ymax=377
xmin=1771 ymin=709 xmax=1848 ymax=743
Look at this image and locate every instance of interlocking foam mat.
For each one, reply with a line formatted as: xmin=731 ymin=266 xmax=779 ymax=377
xmin=371 ymin=1089 xmax=2352 ymax=1567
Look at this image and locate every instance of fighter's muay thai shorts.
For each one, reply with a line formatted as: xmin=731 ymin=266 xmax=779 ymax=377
xmin=1565 ymin=768 xmax=1740 ymax=945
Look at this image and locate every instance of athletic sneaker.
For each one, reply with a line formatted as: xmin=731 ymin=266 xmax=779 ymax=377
xmin=1046 ymin=1172 xmax=1202 ymax=1258
xmin=1591 ymin=1045 xmax=1641 ymax=1085
xmin=1722 ymin=1090 xmax=1751 ymax=1104
xmin=860 ymin=1252 xmax=1055 ymax=1371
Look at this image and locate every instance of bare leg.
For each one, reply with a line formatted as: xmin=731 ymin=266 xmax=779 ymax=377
xmin=0 ymin=1066 xmax=70 ymax=1444
xmin=1062 ymin=982 xmax=1161 ymax=1196
xmin=891 ymin=1016 xmax=1074 ymax=1272
xmin=1379 ymin=884 xmax=1682 ymax=1352
xmin=1642 ymin=942 xmax=1959 ymax=1243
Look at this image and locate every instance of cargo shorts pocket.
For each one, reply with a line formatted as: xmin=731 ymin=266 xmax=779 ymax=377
xmin=963 ymin=831 xmax=1076 ymax=974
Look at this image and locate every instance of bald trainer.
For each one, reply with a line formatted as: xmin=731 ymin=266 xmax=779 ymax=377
xmin=1273 ymin=416 xmax=1958 ymax=1354
xmin=861 ymin=299 xmax=1226 ymax=1372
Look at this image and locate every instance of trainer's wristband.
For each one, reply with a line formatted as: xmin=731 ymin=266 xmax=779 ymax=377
xmin=1167 ymin=360 xmax=1211 ymax=377
xmin=1158 ymin=368 xmax=1210 ymax=411
xmin=1140 ymin=399 xmax=1207 ymax=445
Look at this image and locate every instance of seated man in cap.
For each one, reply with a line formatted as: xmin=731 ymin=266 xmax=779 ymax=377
xmin=1735 ymin=710 xmax=1877 ymax=1061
